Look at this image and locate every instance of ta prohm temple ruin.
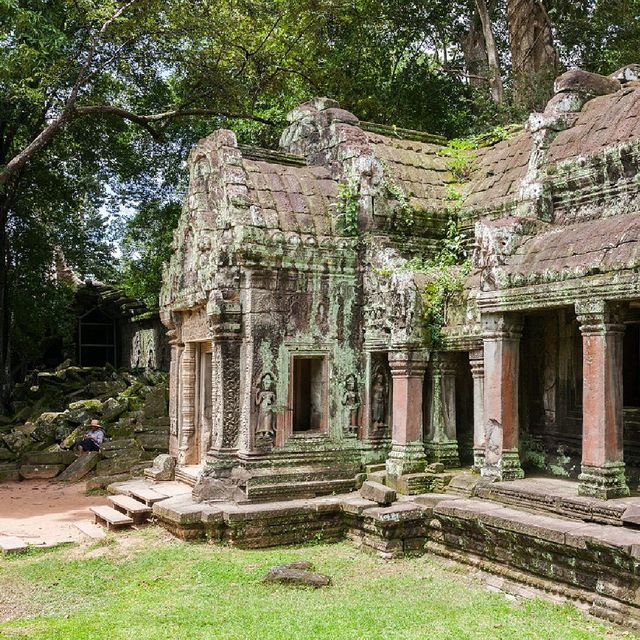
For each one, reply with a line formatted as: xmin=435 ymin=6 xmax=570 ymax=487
xmin=145 ymin=66 xmax=640 ymax=625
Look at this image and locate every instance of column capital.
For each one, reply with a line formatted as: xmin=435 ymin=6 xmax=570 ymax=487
xmin=469 ymin=349 xmax=484 ymax=377
xmin=481 ymin=312 xmax=523 ymax=340
xmin=575 ymin=300 xmax=626 ymax=335
xmin=388 ymin=350 xmax=429 ymax=376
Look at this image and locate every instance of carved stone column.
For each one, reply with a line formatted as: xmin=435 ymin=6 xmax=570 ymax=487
xmin=207 ymin=299 xmax=243 ymax=470
xmin=385 ymin=351 xmax=428 ymax=476
xmin=482 ymin=312 xmax=524 ymax=480
xmin=425 ymin=353 xmax=460 ymax=467
xmin=469 ymin=348 xmax=485 ymax=472
xmin=575 ymin=301 xmax=629 ymax=499
xmin=167 ymin=327 xmax=183 ymax=459
xmin=178 ymin=341 xmax=197 ymax=465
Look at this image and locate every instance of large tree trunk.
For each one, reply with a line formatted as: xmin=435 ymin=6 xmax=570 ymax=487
xmin=474 ymin=0 xmax=504 ymax=105
xmin=462 ymin=7 xmax=489 ymax=89
xmin=507 ymin=0 xmax=559 ymax=111
xmin=0 ymin=194 xmax=11 ymax=413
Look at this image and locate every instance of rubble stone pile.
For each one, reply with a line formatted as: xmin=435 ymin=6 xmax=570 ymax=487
xmin=0 ymin=362 xmax=169 ymax=488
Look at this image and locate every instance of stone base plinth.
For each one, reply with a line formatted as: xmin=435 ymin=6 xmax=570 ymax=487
xmin=472 ymin=448 xmax=485 ymax=474
xmin=385 ymin=442 xmax=426 ymax=477
xmin=578 ymin=462 xmax=629 ymax=500
xmin=481 ymin=449 xmax=524 ymax=481
xmin=425 ymin=441 xmax=460 ymax=468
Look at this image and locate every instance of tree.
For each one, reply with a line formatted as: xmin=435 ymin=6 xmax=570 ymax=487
xmin=507 ymin=0 xmax=560 ymax=110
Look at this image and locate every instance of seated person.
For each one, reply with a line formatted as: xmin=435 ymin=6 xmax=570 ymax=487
xmin=76 ymin=419 xmax=105 ymax=453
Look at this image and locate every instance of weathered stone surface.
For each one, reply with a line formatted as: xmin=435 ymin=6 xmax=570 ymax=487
xmin=144 ymin=454 xmax=175 ymax=481
xmin=86 ymin=472 xmax=131 ymax=491
xmin=24 ymin=450 xmax=76 ymax=465
xmin=95 ymin=451 xmax=143 ymax=476
xmin=100 ymin=397 xmax=129 ymax=422
xmin=57 ymin=451 xmax=100 ymax=482
xmin=554 ymin=69 xmax=621 ymax=97
xmin=609 ymin=64 xmax=640 ymax=83
xmin=143 ymin=386 xmax=167 ymax=418
xmin=0 ymin=447 xmax=15 ymax=461
xmin=19 ymin=464 xmax=65 ymax=479
xmin=0 ymin=463 xmax=20 ymax=481
xmin=135 ymin=433 xmax=168 ymax=450
xmin=360 ymin=480 xmax=396 ymax=505
xmin=262 ymin=564 xmax=331 ymax=588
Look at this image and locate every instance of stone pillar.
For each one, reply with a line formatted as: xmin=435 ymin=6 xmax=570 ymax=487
xmin=425 ymin=353 xmax=460 ymax=467
xmin=207 ymin=300 xmax=243 ymax=469
xmin=178 ymin=341 xmax=197 ymax=465
xmin=385 ymin=351 xmax=428 ymax=476
xmin=575 ymin=301 xmax=629 ymax=499
xmin=167 ymin=328 xmax=183 ymax=459
xmin=469 ymin=348 xmax=485 ymax=472
xmin=482 ymin=312 xmax=524 ymax=480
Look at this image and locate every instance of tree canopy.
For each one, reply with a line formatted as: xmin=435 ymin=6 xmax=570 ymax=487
xmin=1 ymin=0 xmax=639 ymax=405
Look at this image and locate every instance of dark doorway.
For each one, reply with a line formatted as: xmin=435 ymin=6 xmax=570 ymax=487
xmin=292 ymin=356 xmax=326 ymax=432
xmin=78 ymin=308 xmax=116 ymax=366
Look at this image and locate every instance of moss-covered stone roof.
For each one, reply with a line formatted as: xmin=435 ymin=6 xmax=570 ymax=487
xmin=243 ymin=159 xmax=338 ymax=237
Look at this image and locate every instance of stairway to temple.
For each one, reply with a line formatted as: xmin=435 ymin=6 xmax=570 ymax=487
xmin=87 ymin=479 xmax=193 ymax=532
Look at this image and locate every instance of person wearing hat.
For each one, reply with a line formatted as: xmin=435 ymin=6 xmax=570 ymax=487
xmin=76 ymin=419 xmax=105 ymax=453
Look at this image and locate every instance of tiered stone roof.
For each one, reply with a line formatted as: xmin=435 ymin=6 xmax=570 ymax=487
xmin=243 ymin=159 xmax=338 ymax=237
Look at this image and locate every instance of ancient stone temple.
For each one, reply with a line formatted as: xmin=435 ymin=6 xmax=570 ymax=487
xmin=160 ymin=66 xmax=640 ymax=503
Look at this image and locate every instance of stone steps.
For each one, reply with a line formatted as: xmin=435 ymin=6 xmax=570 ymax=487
xmin=107 ymin=495 xmax=152 ymax=524
xmin=89 ymin=505 xmax=134 ymax=529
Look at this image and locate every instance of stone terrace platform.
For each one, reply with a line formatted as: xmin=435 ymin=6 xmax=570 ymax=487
xmin=448 ymin=474 xmax=640 ymax=526
xmin=108 ymin=476 xmax=640 ymax=628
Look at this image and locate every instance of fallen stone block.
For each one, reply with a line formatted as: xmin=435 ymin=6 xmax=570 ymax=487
xmin=0 ymin=463 xmax=20 ymax=481
xmin=144 ymin=454 xmax=175 ymax=482
xmin=360 ymin=480 xmax=396 ymax=505
xmin=136 ymin=433 xmax=169 ymax=451
xmin=262 ymin=563 xmax=331 ymax=588
xmin=25 ymin=450 xmax=76 ymax=466
xmin=85 ymin=472 xmax=130 ymax=491
xmin=57 ymin=451 xmax=100 ymax=482
xmin=20 ymin=464 xmax=65 ymax=479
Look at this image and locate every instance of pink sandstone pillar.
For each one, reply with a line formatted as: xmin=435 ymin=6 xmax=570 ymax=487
xmin=575 ymin=301 xmax=629 ymax=499
xmin=481 ymin=312 xmax=524 ymax=480
xmin=385 ymin=351 xmax=428 ymax=476
xmin=469 ymin=348 xmax=485 ymax=472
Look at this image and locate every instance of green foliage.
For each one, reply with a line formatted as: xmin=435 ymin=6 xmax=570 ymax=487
xmin=334 ymin=179 xmax=360 ymax=237
xmin=384 ymin=179 xmax=415 ymax=238
xmin=119 ymin=200 xmax=182 ymax=308
xmin=405 ymin=214 xmax=470 ymax=348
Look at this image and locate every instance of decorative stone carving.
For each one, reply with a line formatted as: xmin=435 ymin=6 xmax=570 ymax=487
xmin=342 ymin=374 xmax=360 ymax=436
xmin=255 ymin=372 xmax=277 ymax=447
xmin=370 ymin=369 xmax=388 ymax=432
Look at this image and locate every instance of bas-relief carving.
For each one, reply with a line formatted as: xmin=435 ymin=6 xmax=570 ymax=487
xmin=221 ymin=341 xmax=241 ymax=449
xmin=255 ymin=372 xmax=277 ymax=447
xmin=370 ymin=365 xmax=389 ymax=432
xmin=181 ymin=309 xmax=210 ymax=343
xmin=342 ymin=374 xmax=360 ymax=436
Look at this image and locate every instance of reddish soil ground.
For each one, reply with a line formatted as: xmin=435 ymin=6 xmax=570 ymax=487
xmin=0 ymin=480 xmax=108 ymax=547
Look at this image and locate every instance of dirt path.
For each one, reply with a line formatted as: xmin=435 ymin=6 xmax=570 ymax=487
xmin=0 ymin=480 xmax=108 ymax=547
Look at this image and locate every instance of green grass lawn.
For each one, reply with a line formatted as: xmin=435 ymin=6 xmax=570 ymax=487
xmin=0 ymin=527 xmax=634 ymax=640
